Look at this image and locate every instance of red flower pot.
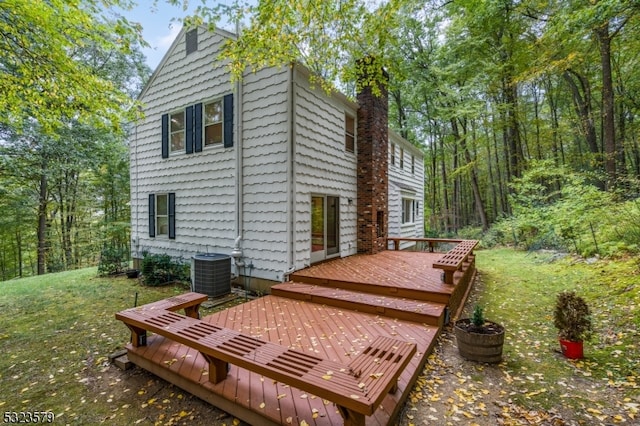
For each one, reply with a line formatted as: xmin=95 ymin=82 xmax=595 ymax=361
xmin=559 ymin=339 xmax=584 ymax=359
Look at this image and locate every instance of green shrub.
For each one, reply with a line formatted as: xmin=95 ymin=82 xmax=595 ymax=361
xmin=97 ymin=246 xmax=128 ymax=276
xmin=140 ymin=252 xmax=190 ymax=286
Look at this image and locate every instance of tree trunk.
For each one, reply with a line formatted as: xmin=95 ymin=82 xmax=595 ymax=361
xmin=453 ymin=118 xmax=489 ymax=231
xmin=563 ymin=70 xmax=599 ymax=156
xmin=595 ymin=23 xmax=617 ymax=188
xmin=37 ymin=170 xmax=48 ymax=275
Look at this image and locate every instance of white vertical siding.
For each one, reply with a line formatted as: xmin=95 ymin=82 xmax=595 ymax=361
xmin=388 ymin=131 xmax=425 ymax=249
xmin=292 ymin=67 xmax=358 ymax=268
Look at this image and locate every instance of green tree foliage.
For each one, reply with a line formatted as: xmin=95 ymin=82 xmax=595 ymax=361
xmin=0 ymin=0 xmax=144 ymax=135
xmin=0 ymin=1 xmax=150 ymax=279
xmin=177 ymin=0 xmax=404 ymax=95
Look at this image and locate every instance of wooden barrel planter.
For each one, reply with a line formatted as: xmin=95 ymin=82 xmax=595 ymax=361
xmin=454 ymin=319 xmax=505 ymax=364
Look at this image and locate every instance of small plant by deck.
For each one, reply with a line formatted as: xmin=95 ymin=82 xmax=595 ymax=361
xmin=454 ymin=304 xmax=505 ymax=363
xmin=553 ymin=291 xmax=593 ymax=342
xmin=471 ymin=304 xmax=485 ymax=328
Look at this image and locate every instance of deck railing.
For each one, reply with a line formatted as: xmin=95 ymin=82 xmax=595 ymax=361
xmin=387 ymin=237 xmax=464 ymax=253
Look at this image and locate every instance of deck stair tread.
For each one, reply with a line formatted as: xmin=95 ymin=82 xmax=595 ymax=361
xmin=271 ymin=282 xmax=446 ymax=326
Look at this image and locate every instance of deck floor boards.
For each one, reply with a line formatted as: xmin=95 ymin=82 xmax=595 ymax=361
xmin=127 ymin=295 xmax=438 ymax=425
xmin=290 ymin=252 xmax=453 ymax=302
xmin=124 ymin=249 xmax=476 ymax=425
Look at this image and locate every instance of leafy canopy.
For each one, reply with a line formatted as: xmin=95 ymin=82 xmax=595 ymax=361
xmin=0 ymin=0 xmax=144 ymax=135
xmin=175 ymin=0 xmax=405 ymax=95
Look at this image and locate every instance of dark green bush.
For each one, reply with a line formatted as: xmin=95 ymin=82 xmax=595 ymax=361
xmin=140 ymin=252 xmax=190 ymax=286
xmin=98 ymin=246 xmax=128 ymax=276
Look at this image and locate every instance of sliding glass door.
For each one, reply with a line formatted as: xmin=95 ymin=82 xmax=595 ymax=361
xmin=311 ymin=195 xmax=339 ymax=263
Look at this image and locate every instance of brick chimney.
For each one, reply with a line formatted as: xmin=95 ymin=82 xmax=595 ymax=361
xmin=356 ymin=64 xmax=388 ymax=255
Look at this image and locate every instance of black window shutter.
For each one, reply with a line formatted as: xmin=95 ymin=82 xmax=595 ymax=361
xmin=161 ymin=114 xmax=169 ymax=158
xmin=223 ymin=94 xmax=234 ymax=148
xmin=168 ymin=193 xmax=176 ymax=239
xmin=185 ymin=106 xmax=194 ymax=154
xmin=194 ymin=103 xmax=203 ymax=152
xmin=148 ymin=194 xmax=156 ymax=237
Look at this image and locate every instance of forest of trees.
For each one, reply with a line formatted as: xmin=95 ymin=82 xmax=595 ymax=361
xmin=1 ymin=0 xmax=639 ymax=281
xmin=0 ymin=1 xmax=149 ymax=279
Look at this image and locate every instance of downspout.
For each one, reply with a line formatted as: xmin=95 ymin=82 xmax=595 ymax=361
xmin=285 ymin=64 xmax=296 ymax=280
xmin=234 ymin=30 xmax=244 ymax=258
xmin=133 ymin=116 xmax=140 ymax=259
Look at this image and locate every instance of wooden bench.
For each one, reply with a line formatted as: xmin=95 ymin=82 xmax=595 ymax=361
xmin=387 ymin=237 xmax=464 ymax=252
xmin=116 ymin=296 xmax=416 ymax=426
xmin=140 ymin=292 xmax=208 ymax=318
xmin=432 ymin=240 xmax=478 ymax=284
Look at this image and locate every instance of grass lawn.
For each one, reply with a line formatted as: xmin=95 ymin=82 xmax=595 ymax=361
xmin=0 ymin=248 xmax=638 ymax=425
xmin=400 ymin=248 xmax=639 ymax=425
xmin=0 ymin=269 xmax=240 ymax=425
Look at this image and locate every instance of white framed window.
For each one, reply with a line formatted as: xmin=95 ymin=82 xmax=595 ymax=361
xmin=204 ymin=99 xmax=223 ymax=146
xmin=156 ymin=194 xmax=169 ymax=236
xmin=345 ymin=114 xmax=355 ymax=153
xmin=169 ymin=111 xmax=185 ymax=153
xmin=402 ymin=198 xmax=415 ymax=224
xmin=390 ymin=142 xmax=396 ymax=166
xmin=149 ymin=193 xmax=175 ymax=239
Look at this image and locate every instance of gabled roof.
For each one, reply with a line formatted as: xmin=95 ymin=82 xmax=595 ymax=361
xmin=137 ymin=25 xmax=237 ymax=101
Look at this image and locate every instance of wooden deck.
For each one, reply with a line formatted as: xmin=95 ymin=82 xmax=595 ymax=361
xmin=122 ymin=245 xmax=478 ymax=425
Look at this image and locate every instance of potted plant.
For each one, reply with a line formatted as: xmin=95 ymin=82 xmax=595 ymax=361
xmin=454 ymin=305 xmax=505 ymax=364
xmin=553 ymin=291 xmax=593 ymax=359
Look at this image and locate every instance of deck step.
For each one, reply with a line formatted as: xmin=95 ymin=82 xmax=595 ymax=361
xmin=271 ymin=282 xmax=446 ymax=326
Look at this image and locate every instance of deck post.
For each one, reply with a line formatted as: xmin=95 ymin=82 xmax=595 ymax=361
xmin=201 ymin=354 xmax=229 ymax=384
xmin=126 ymin=325 xmax=147 ymax=347
xmin=337 ymin=406 xmax=366 ymax=426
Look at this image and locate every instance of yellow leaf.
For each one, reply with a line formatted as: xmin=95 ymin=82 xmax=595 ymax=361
xmin=322 ymin=375 xmax=332 ymax=380
xmin=277 ymin=394 xmax=287 ymax=399
xmin=259 ymin=402 xmax=266 ymax=409
xmin=370 ymin=372 xmax=384 ymax=379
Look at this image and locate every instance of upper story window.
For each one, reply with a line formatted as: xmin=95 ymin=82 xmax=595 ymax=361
xmin=185 ymin=28 xmax=198 ymax=55
xmin=390 ymin=142 xmax=396 ymax=166
xmin=161 ymin=93 xmax=234 ymax=158
xmin=345 ymin=114 xmax=355 ymax=153
xmin=411 ymin=155 xmax=415 ymax=174
xmin=400 ymin=147 xmax=404 ymax=169
xmin=204 ymin=99 xmax=223 ymax=146
xmin=170 ymin=111 xmax=185 ymax=153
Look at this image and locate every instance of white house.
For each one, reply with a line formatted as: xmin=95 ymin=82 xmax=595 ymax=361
xmin=130 ymin=26 xmax=424 ymax=287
